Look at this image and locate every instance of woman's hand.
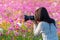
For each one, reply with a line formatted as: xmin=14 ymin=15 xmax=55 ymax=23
xmin=37 ymin=21 xmax=40 ymax=24
xmin=32 ymin=20 xmax=38 ymax=25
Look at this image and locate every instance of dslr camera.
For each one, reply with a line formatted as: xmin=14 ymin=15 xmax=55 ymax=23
xmin=24 ymin=15 xmax=35 ymax=21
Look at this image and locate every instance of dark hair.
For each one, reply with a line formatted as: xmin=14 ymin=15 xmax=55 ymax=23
xmin=34 ymin=7 xmax=56 ymax=26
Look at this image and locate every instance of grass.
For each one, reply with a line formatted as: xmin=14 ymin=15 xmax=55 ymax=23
xmin=0 ymin=35 xmax=60 ymax=40
xmin=0 ymin=32 xmax=42 ymax=40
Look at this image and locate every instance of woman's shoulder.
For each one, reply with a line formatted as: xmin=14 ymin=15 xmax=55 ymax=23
xmin=38 ymin=21 xmax=49 ymax=26
xmin=39 ymin=21 xmax=49 ymax=24
xmin=39 ymin=21 xmax=56 ymax=27
xmin=37 ymin=21 xmax=50 ymax=28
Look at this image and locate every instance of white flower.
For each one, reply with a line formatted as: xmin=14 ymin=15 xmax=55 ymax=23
xmin=17 ymin=22 xmax=22 ymax=27
xmin=0 ymin=28 xmax=3 ymax=33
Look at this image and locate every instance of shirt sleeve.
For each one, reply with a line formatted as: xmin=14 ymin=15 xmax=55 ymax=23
xmin=33 ymin=22 xmax=43 ymax=36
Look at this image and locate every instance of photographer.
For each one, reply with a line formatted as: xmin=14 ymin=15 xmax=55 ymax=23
xmin=24 ymin=7 xmax=58 ymax=40
xmin=33 ymin=7 xmax=58 ymax=40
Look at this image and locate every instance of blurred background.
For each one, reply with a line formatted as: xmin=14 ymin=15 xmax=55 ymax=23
xmin=0 ymin=0 xmax=60 ymax=40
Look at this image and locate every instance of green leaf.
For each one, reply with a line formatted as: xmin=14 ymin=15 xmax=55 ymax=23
xmin=21 ymin=24 xmax=27 ymax=30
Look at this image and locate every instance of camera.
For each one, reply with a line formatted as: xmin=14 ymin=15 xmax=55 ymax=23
xmin=24 ymin=15 xmax=35 ymax=21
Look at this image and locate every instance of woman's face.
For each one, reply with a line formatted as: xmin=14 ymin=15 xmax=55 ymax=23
xmin=34 ymin=9 xmax=41 ymax=21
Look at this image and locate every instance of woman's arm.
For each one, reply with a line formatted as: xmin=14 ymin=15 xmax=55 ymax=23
xmin=33 ymin=23 xmax=42 ymax=36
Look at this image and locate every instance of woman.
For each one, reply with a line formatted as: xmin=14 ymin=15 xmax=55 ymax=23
xmin=33 ymin=7 xmax=58 ymax=40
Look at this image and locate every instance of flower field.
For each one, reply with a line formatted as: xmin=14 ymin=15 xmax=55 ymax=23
xmin=0 ymin=0 xmax=60 ymax=40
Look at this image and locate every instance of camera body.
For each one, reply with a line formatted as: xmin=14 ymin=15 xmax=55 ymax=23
xmin=24 ymin=15 xmax=35 ymax=21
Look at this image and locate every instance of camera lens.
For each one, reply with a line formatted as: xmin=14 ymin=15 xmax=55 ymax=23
xmin=24 ymin=15 xmax=29 ymax=21
xmin=30 ymin=16 xmax=34 ymax=20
